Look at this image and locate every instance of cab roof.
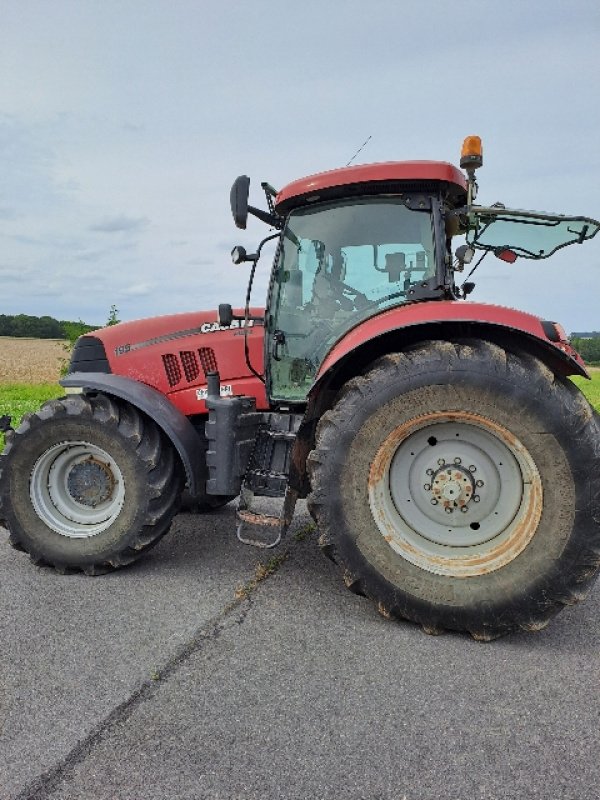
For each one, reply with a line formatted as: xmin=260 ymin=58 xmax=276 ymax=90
xmin=275 ymin=161 xmax=468 ymax=213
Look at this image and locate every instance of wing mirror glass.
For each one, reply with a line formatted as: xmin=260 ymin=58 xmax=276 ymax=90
xmin=230 ymin=175 xmax=250 ymax=230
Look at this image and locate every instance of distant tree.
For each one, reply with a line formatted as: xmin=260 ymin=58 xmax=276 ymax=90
xmin=106 ymin=305 xmax=121 ymax=326
xmin=571 ymin=336 xmax=600 ymax=365
xmin=0 ymin=315 xmax=12 ymax=335
xmin=62 ymin=320 xmax=94 ymax=346
xmin=37 ymin=316 xmax=64 ymax=338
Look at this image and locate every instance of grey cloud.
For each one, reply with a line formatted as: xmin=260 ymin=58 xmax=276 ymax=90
xmin=119 ymin=282 xmax=154 ymax=297
xmin=187 ymin=257 xmax=214 ymax=266
xmin=74 ymin=240 xmax=137 ymax=262
xmin=0 ymin=267 xmax=35 ymax=281
xmin=89 ymin=215 xmax=149 ymax=233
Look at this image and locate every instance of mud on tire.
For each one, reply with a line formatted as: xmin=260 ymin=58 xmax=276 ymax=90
xmin=307 ymin=340 xmax=600 ymax=639
xmin=0 ymin=393 xmax=184 ymax=574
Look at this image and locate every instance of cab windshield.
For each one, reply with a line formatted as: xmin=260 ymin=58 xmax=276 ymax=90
xmin=268 ymin=196 xmax=437 ymax=402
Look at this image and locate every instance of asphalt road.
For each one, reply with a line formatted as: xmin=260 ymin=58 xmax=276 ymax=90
xmin=2 ymin=501 xmax=600 ymax=800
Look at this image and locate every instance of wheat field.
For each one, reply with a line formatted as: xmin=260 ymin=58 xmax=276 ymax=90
xmin=0 ymin=337 xmax=67 ymax=383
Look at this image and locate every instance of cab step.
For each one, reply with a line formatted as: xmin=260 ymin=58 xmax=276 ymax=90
xmin=235 ymin=413 xmax=303 ymax=548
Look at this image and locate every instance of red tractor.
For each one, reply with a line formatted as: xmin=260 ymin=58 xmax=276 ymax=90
xmin=1 ymin=137 xmax=599 ymax=639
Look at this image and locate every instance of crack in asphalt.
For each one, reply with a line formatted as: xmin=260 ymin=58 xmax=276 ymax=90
xmin=12 ymin=588 xmax=260 ymax=800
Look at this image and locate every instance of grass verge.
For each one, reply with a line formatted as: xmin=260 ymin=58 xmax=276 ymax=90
xmin=0 ymin=383 xmax=62 ymax=448
xmin=571 ymin=370 xmax=600 ymax=412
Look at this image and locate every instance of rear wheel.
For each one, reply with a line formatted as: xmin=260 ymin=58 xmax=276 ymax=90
xmin=0 ymin=393 xmax=184 ymax=574
xmin=307 ymin=340 xmax=600 ymax=639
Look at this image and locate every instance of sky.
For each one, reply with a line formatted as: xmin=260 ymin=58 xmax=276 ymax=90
xmin=1 ymin=0 xmax=599 ymax=332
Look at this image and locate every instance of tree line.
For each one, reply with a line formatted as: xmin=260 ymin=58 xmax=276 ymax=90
xmin=0 ymin=314 xmax=98 ymax=340
xmin=570 ymin=336 xmax=600 ymax=365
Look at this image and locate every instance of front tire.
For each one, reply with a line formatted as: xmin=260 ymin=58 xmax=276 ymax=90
xmin=307 ymin=340 xmax=600 ymax=639
xmin=0 ymin=393 xmax=184 ymax=574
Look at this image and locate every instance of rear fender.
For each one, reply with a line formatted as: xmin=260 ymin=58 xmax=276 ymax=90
xmin=60 ymin=373 xmax=205 ymax=496
xmin=313 ymin=302 xmax=587 ymax=397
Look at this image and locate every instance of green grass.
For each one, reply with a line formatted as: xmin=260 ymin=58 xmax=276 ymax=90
xmin=0 ymin=383 xmax=62 ymax=448
xmin=571 ymin=370 xmax=600 ymax=412
xmin=1 ymin=372 xmax=599 ymax=452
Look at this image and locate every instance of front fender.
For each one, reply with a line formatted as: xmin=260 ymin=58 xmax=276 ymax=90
xmin=60 ymin=373 xmax=204 ymax=496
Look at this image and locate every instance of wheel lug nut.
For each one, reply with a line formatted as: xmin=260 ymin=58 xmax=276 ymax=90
xmin=469 ymin=465 xmax=476 ymax=472
xmin=423 ymin=483 xmax=431 ymax=491
xmin=476 ymin=480 xmax=484 ymax=487
xmin=445 ymin=507 xmax=453 ymax=514
xmin=426 ymin=468 xmax=434 ymax=476
xmin=473 ymin=495 xmax=480 ymax=503
xmin=454 ymin=457 xmax=461 ymax=464
xmin=460 ymin=506 xmax=468 ymax=513
xmin=431 ymin=498 xmax=438 ymax=505
xmin=437 ymin=459 xmax=445 ymax=466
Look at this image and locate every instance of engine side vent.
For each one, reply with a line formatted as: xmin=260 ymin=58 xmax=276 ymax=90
xmin=180 ymin=350 xmax=200 ymax=382
xmin=162 ymin=347 xmax=218 ymax=388
xmin=162 ymin=354 xmax=182 ymax=387
xmin=198 ymin=347 xmax=218 ymax=376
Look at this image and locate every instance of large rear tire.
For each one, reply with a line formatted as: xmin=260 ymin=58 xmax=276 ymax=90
xmin=307 ymin=340 xmax=600 ymax=639
xmin=0 ymin=393 xmax=184 ymax=574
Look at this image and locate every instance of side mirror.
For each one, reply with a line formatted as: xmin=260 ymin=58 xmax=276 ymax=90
xmin=463 ymin=281 xmax=476 ymax=297
xmin=218 ymin=302 xmax=264 ymax=326
xmin=230 ymin=175 xmax=250 ymax=230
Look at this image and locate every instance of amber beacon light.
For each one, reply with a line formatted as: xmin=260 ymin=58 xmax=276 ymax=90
xmin=460 ymin=135 xmax=483 ymax=170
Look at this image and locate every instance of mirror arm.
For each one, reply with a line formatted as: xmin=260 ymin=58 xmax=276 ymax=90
xmin=248 ymin=205 xmax=282 ymax=228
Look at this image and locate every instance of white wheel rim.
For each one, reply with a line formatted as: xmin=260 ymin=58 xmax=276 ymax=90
xmin=368 ymin=412 xmax=543 ymax=577
xmin=30 ymin=441 xmax=126 ymax=538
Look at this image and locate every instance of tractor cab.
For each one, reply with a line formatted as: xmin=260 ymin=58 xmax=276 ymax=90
xmin=229 ymin=160 xmax=468 ymax=402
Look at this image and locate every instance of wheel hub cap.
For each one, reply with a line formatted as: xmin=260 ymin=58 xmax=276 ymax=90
xmin=429 ymin=463 xmax=475 ymax=509
xmin=67 ymin=458 xmax=115 ymax=507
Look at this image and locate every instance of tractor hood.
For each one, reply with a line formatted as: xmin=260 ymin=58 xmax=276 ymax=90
xmin=67 ymin=309 xmax=268 ymax=415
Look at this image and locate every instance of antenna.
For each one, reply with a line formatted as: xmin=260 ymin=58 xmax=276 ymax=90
xmin=346 ymin=135 xmax=372 ymax=167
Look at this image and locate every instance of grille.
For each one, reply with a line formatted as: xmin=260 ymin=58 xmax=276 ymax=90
xmin=198 ymin=347 xmax=218 ymax=374
xmin=162 ymin=347 xmax=218 ymax=388
xmin=162 ymin=354 xmax=182 ymax=387
xmin=180 ymin=350 xmax=200 ymax=382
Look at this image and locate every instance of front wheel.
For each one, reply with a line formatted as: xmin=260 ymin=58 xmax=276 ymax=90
xmin=0 ymin=393 xmax=184 ymax=574
xmin=307 ymin=340 xmax=600 ymax=639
